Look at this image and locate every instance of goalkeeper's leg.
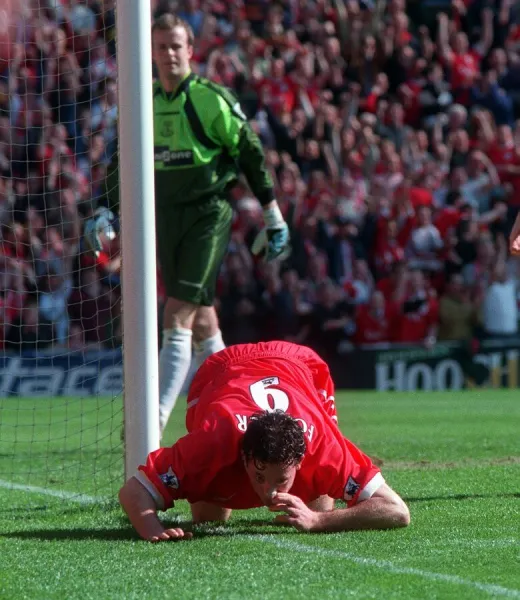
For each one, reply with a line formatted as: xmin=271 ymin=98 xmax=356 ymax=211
xmin=159 ymin=298 xmax=196 ymax=435
xmin=180 ymin=306 xmax=225 ymax=396
xmin=158 ymin=197 xmax=231 ymax=435
xmin=193 ymin=306 xmax=225 ymax=371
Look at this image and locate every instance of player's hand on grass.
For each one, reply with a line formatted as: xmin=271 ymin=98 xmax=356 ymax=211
xmin=148 ymin=527 xmax=194 ymax=543
xmin=83 ymin=206 xmax=116 ymax=258
xmin=269 ymin=492 xmax=320 ymax=532
xmin=251 ymin=201 xmax=291 ymax=262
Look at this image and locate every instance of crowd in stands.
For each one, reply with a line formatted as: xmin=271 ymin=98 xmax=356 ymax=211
xmin=1 ymin=0 xmax=520 ymax=357
xmin=0 ymin=0 xmax=120 ymax=352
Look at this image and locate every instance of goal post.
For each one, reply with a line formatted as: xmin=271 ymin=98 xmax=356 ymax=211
xmin=116 ymin=0 xmax=160 ymax=479
xmin=0 ymin=0 xmax=159 ymax=507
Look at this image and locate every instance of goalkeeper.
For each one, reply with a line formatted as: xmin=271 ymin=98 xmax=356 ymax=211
xmin=86 ymin=14 xmax=290 ymax=436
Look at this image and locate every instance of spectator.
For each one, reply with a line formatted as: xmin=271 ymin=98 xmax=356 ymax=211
xmin=470 ymin=69 xmax=514 ymax=126
xmin=378 ymin=101 xmax=410 ymax=151
xmin=391 ymin=269 xmax=439 ymax=346
xmin=377 ymin=259 xmax=408 ymax=299
xmin=68 ymin=266 xmax=115 ymax=349
xmin=327 ymin=217 xmax=364 ymax=284
xmin=219 ymin=269 xmax=261 ymax=345
xmin=0 ymin=256 xmax=27 ymax=348
xmin=308 ymin=278 xmax=355 ymax=359
xmin=374 ymin=219 xmax=404 ymax=279
xmin=343 ymin=259 xmax=374 ymax=306
xmin=34 ymin=226 xmax=72 ymax=278
xmin=462 ymin=150 xmax=500 ymax=212
xmin=303 ymin=251 xmax=329 ymax=303
xmin=462 ymin=231 xmax=496 ymax=290
xmin=68 ymin=2 xmax=97 ymax=34
xmin=419 ymin=63 xmax=453 ymax=126
xmin=259 ymin=265 xmax=311 ymax=342
xmin=406 ymin=205 xmax=444 ymax=272
xmin=289 ymin=215 xmax=329 ymax=279
xmin=486 ymin=125 xmax=520 ymax=209
xmin=436 ymin=10 xmax=492 ymax=106
xmin=37 ymin=268 xmax=72 ymax=346
xmin=354 ymin=290 xmax=393 ymax=345
xmin=438 ymin=273 xmax=482 ymax=341
xmin=482 ymin=247 xmax=519 ymax=338
xmin=4 ymin=296 xmax=54 ymax=352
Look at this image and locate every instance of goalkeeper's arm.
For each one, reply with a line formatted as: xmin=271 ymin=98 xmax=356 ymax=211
xmin=235 ymin=124 xmax=291 ymax=262
xmin=212 ymin=102 xmax=291 ymax=262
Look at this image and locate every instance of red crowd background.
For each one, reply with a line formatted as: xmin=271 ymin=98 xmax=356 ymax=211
xmin=0 ymin=0 xmax=519 ymax=360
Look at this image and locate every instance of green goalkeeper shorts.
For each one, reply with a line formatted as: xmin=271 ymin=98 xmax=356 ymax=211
xmin=155 ymin=196 xmax=233 ymax=306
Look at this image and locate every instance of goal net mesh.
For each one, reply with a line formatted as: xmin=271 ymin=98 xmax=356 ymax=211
xmin=0 ymin=0 xmax=123 ymax=507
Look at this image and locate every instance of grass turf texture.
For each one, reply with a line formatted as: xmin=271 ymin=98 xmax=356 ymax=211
xmin=0 ymin=391 xmax=519 ymax=600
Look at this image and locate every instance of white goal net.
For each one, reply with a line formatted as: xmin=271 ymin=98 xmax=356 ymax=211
xmin=0 ymin=0 xmax=124 ymax=506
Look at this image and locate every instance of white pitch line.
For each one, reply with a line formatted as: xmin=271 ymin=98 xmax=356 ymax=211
xmin=0 ymin=486 xmax=516 ymax=599
xmin=247 ymin=535 xmax=520 ymax=599
xmin=0 ymin=479 xmax=106 ymax=505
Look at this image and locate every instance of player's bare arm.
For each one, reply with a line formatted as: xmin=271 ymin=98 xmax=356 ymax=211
xmin=271 ymin=484 xmax=410 ymax=532
xmin=509 ymin=212 xmax=520 ymax=256
xmin=118 ymin=477 xmax=193 ymax=542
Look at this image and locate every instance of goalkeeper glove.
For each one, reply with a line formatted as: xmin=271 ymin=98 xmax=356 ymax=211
xmin=251 ymin=202 xmax=291 ymax=262
xmin=83 ymin=207 xmax=117 ymax=258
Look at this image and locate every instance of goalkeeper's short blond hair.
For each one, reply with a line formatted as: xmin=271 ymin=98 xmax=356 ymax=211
xmin=151 ymin=13 xmax=194 ymax=47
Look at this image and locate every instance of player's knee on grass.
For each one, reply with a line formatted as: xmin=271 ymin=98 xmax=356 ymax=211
xmin=190 ymin=501 xmax=232 ymax=524
xmin=307 ymin=495 xmax=334 ymax=512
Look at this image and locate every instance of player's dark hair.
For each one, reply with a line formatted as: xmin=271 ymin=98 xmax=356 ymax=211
xmin=242 ymin=411 xmax=306 ymax=468
xmin=151 ymin=13 xmax=194 ymax=46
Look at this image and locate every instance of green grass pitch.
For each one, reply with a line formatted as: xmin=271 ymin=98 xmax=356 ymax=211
xmin=0 ymin=391 xmax=519 ymax=599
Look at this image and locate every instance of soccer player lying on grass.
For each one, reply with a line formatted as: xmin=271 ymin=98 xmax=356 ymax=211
xmin=119 ymin=341 xmax=410 ymax=541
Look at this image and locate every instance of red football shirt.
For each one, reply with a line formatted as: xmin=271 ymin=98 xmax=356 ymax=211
xmin=451 ymin=52 xmax=479 ymax=90
xmin=409 ymin=187 xmax=433 ymax=208
xmin=354 ymin=305 xmax=394 ymax=345
xmin=257 ymin=78 xmax=297 ymax=115
xmin=486 ymin=143 xmax=520 ymax=205
xmin=136 ymin=342 xmax=383 ymax=510
xmin=392 ymin=297 xmax=439 ymax=343
xmin=374 ymin=238 xmax=405 ymax=278
xmin=435 ymin=207 xmax=462 ymax=238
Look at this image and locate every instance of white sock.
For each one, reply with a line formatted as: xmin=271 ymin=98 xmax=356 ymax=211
xmin=159 ymin=327 xmax=192 ymax=434
xmin=193 ymin=330 xmax=226 ymax=372
xmin=179 ymin=331 xmax=226 ymax=398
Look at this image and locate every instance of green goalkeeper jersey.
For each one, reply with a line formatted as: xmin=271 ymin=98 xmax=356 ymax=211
xmin=153 ymin=72 xmax=273 ymax=207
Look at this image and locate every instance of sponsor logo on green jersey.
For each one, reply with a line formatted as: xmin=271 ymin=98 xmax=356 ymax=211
xmin=154 ymin=147 xmax=194 ymax=166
